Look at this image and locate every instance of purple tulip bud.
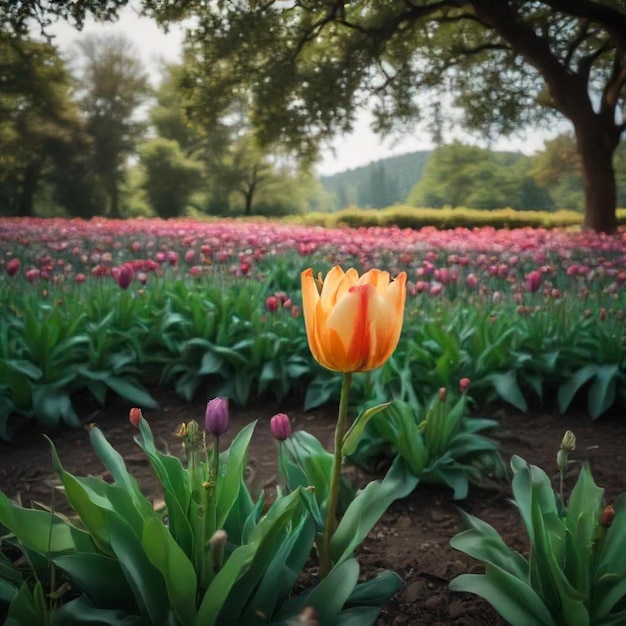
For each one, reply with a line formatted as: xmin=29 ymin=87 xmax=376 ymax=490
xmin=205 ymin=397 xmax=229 ymax=436
xmin=525 ymin=270 xmax=541 ymax=293
xmin=270 ymin=413 xmax=292 ymax=441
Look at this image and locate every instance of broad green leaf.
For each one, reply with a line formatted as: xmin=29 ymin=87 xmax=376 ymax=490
xmin=88 ymin=427 xmax=154 ymax=524
xmin=106 ymin=514 xmax=170 ymax=625
xmin=217 ymin=490 xmax=309 ymax=624
xmin=54 ymin=595 xmax=146 ymax=625
xmin=5 ymin=581 xmax=50 ymax=626
xmin=215 ymin=420 xmax=257 ymax=529
xmin=0 ymin=358 xmax=42 ymax=380
xmin=343 ymin=401 xmax=391 ymax=456
xmin=588 ymin=364 xmax=618 ymax=419
xmin=0 ymin=578 xmax=18 ymax=605
xmin=450 ymin=570 xmax=555 ymax=626
xmin=450 ymin=510 xmax=529 ymax=579
xmin=302 ymin=558 xmax=360 ymax=621
xmin=143 ymin=517 xmax=197 ymax=625
xmin=241 ymin=514 xmax=316 ymax=623
xmin=331 ymin=457 xmax=418 ymax=566
xmin=346 ymin=569 xmax=403 ymax=607
xmin=32 ymin=384 xmax=80 ymax=428
xmin=0 ymin=491 xmax=97 ymax=556
xmin=103 ymin=377 xmax=159 ymax=409
xmin=487 ymin=371 xmax=527 ymax=412
xmin=557 ymin=364 xmax=598 ymax=414
xmin=52 ymin=553 xmax=136 ymax=610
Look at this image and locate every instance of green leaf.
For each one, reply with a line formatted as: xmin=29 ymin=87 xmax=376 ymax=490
xmin=54 ymin=595 xmax=146 ymax=625
xmin=103 ymin=377 xmax=159 ymax=409
xmin=215 ymin=420 xmax=257 ymax=529
xmin=32 ymin=384 xmax=80 ymax=428
xmin=450 ymin=510 xmax=530 ymax=580
xmin=88 ymin=427 xmax=154 ymax=523
xmin=106 ymin=514 xmax=170 ymax=625
xmin=343 ymin=402 xmax=391 ymax=457
xmin=450 ymin=569 xmax=555 ymax=626
xmin=301 ymin=558 xmax=360 ymax=621
xmin=0 ymin=358 xmax=42 ymax=380
xmin=5 ymin=581 xmax=51 ymax=626
xmin=487 ymin=371 xmax=527 ymax=412
xmin=331 ymin=457 xmax=418 ymax=566
xmin=52 ymin=553 xmax=136 ymax=610
xmin=0 ymin=491 xmax=97 ymax=556
xmin=588 ymin=364 xmax=618 ymax=419
xmin=346 ymin=569 xmax=403 ymax=608
xmin=557 ymin=364 xmax=597 ymax=414
xmin=143 ymin=517 xmax=197 ymax=625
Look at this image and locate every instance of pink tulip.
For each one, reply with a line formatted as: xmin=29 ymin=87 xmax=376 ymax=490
xmin=525 ymin=270 xmax=541 ymax=293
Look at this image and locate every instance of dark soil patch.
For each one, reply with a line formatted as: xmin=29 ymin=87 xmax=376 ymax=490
xmin=1 ymin=390 xmax=625 ymax=625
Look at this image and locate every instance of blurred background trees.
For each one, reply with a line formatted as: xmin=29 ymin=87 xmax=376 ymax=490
xmin=1 ymin=1 xmax=625 ymax=224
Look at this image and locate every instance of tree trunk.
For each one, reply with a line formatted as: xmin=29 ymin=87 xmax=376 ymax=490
xmin=16 ymin=160 xmax=43 ymax=217
xmin=107 ymin=176 xmax=120 ymax=218
xmin=574 ymin=122 xmax=619 ymax=234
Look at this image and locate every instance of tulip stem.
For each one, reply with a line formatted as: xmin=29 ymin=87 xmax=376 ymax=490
xmin=320 ymin=371 xmax=352 ymax=580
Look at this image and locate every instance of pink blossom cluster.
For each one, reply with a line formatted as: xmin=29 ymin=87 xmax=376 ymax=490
xmin=1 ymin=218 xmax=625 ymax=298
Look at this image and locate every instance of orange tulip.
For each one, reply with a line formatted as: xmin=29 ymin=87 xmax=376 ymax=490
xmin=301 ymin=266 xmax=407 ymax=373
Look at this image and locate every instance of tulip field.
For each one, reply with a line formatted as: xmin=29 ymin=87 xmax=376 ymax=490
xmin=1 ymin=216 xmax=625 ymax=440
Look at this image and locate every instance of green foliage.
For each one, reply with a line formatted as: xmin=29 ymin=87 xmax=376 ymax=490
xmin=450 ymin=449 xmax=626 ymax=626
xmin=320 ymin=151 xmax=431 ymax=211
xmin=345 ymin=394 xmax=506 ymax=500
xmin=0 ymin=405 xmax=411 ymax=624
xmin=0 ymin=33 xmax=89 ymax=218
xmin=407 ymin=143 xmax=556 ymax=211
xmin=75 ymin=33 xmax=151 ymax=218
xmin=298 ymin=206 xmax=626 ymax=230
xmin=140 ymin=138 xmax=204 ymax=218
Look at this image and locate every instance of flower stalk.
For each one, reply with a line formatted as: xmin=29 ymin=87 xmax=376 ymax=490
xmin=320 ymin=371 xmax=352 ymax=579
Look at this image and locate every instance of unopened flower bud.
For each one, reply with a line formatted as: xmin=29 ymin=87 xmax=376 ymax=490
xmin=459 ymin=378 xmax=471 ymax=394
xmin=209 ymin=529 xmax=228 ymax=571
xmin=270 ymin=413 xmax=292 ymax=440
xmin=205 ymin=397 xmax=229 ymax=436
xmin=438 ymin=387 xmax=447 ymax=402
xmin=560 ymin=430 xmax=576 ymax=453
xmin=600 ymin=504 xmax=616 ymax=528
xmin=129 ymin=407 xmax=143 ymax=428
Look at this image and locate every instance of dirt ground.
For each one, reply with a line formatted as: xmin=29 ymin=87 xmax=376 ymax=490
xmin=1 ymin=389 xmax=625 ymax=626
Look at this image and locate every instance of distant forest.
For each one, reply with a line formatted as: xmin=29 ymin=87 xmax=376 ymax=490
xmin=320 ymin=151 xmax=431 ymax=211
xmin=320 ymin=140 xmax=626 ymax=213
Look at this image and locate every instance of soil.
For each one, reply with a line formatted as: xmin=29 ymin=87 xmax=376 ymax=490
xmin=1 ymin=389 xmax=625 ymax=626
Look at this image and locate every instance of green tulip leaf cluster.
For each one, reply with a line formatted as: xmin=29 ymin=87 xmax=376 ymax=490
xmin=0 ymin=407 xmax=413 ymax=625
xmin=450 ymin=453 xmax=626 ymax=625
xmin=345 ymin=393 xmax=506 ymax=500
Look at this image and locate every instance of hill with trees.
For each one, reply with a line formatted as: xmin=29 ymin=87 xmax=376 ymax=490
xmin=319 ymin=151 xmax=430 ymax=211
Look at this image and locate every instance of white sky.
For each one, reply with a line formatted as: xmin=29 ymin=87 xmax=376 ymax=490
xmin=46 ymin=5 xmax=562 ymax=176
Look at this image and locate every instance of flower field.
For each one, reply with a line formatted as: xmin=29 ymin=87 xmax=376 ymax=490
xmin=1 ymin=217 xmax=625 ymax=440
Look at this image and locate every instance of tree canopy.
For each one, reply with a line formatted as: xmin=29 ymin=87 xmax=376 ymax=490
xmin=4 ymin=0 xmax=626 ymax=229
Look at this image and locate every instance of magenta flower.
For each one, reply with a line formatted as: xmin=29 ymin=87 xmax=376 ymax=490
xmin=525 ymin=270 xmax=542 ymax=293
xmin=113 ymin=263 xmax=134 ymax=289
xmin=6 ymin=258 xmax=20 ymax=277
xmin=270 ymin=413 xmax=292 ymax=440
xmin=205 ymin=397 xmax=229 ymax=436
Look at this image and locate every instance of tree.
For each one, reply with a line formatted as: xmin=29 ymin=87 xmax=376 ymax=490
xmin=530 ymin=133 xmax=585 ymax=210
xmin=16 ymin=1 xmax=623 ymax=229
xmin=0 ymin=33 xmax=89 ymax=216
xmin=407 ymin=142 xmax=553 ymax=210
xmin=171 ymin=1 xmax=625 ymax=232
xmin=140 ymin=138 xmax=204 ymax=218
xmin=74 ymin=34 xmax=151 ymax=217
